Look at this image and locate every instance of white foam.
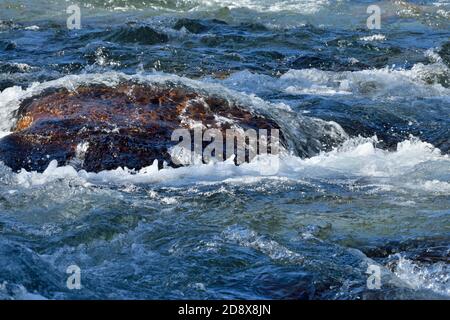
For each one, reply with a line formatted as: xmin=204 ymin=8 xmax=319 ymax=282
xmin=425 ymin=48 xmax=444 ymax=63
xmin=6 ymin=137 xmax=449 ymax=197
xmin=24 ymin=25 xmax=40 ymax=31
xmin=0 ymin=281 xmax=47 ymax=300
xmin=359 ymin=34 xmax=386 ymax=41
xmin=389 ymin=254 xmax=450 ymax=297
xmin=189 ymin=0 xmax=334 ymax=14
xmin=222 ymin=225 xmax=304 ymax=263
xmin=97 ymin=0 xmax=337 ymax=14
xmin=0 ymin=85 xmax=34 ymax=134
xmin=409 ymin=180 xmax=450 ymax=194
xmin=213 ymin=62 xmax=450 ymax=99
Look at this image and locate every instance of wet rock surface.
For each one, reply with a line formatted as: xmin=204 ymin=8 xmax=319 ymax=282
xmin=0 ymin=83 xmax=282 ymax=172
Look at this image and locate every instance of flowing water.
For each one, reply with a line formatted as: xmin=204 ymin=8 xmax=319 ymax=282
xmin=0 ymin=0 xmax=449 ymax=299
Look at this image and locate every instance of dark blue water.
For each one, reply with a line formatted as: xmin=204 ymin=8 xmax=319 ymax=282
xmin=0 ymin=0 xmax=449 ymax=299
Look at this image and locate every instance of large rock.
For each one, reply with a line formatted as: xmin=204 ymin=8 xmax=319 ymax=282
xmin=0 ymin=82 xmax=283 ymax=172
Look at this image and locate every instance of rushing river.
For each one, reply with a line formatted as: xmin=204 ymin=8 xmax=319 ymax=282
xmin=0 ymin=0 xmax=449 ymax=299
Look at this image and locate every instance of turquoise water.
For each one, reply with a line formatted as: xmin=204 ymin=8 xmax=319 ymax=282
xmin=0 ymin=0 xmax=449 ymax=299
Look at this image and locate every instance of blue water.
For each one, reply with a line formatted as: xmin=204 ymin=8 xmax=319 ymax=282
xmin=0 ymin=0 xmax=449 ymax=299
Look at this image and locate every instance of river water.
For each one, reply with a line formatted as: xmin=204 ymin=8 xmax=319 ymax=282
xmin=0 ymin=0 xmax=449 ymax=299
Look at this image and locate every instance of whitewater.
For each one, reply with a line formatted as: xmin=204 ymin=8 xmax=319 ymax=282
xmin=0 ymin=0 xmax=448 ymax=299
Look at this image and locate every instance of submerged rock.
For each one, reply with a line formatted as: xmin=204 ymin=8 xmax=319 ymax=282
xmin=291 ymin=55 xmax=369 ymax=72
xmin=106 ymin=26 xmax=169 ymax=45
xmin=173 ymin=18 xmax=227 ymax=34
xmin=0 ymin=82 xmax=283 ymax=172
xmin=174 ymin=18 xmax=209 ymax=34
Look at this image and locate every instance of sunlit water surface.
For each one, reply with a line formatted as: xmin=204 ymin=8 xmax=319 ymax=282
xmin=0 ymin=0 xmax=449 ymax=299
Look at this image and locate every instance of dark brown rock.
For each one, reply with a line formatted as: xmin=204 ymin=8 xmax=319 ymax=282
xmin=0 ymin=82 xmax=282 ymax=172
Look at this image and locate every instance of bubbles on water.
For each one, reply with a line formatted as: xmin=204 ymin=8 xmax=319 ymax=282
xmin=223 ymin=225 xmax=304 ymax=263
xmin=387 ymin=254 xmax=450 ymax=297
xmin=0 ymin=0 xmax=448 ymax=300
